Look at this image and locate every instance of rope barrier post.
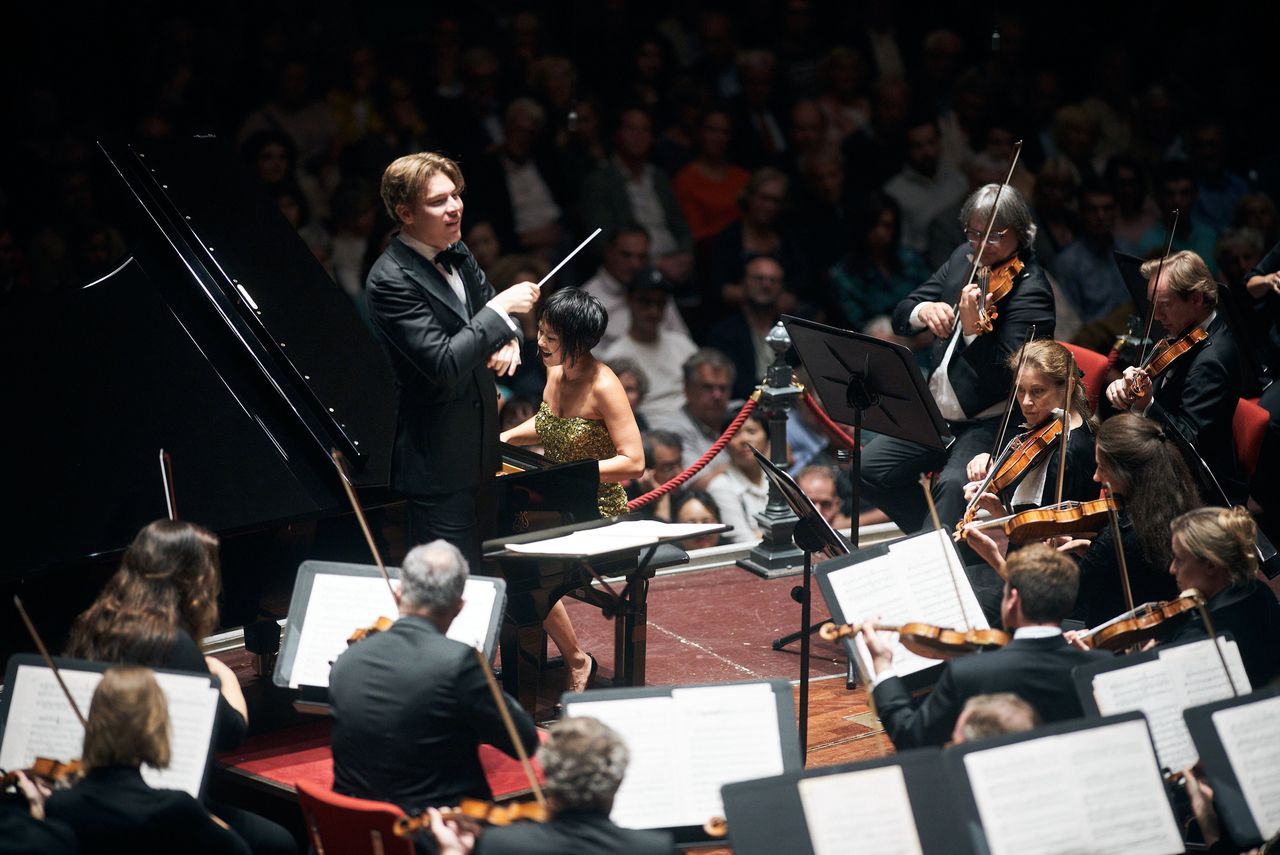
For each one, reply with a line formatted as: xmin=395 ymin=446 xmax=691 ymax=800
xmin=738 ymin=322 xmax=806 ymax=579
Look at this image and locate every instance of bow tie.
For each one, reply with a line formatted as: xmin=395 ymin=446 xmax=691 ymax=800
xmin=433 ymin=244 xmax=467 ymax=275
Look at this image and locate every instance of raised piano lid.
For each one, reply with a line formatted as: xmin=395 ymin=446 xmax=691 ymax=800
xmin=3 ymin=136 xmax=397 ymax=577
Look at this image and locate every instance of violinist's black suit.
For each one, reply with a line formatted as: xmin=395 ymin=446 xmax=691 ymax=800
xmin=476 ymin=809 xmax=675 ymax=855
xmin=872 ymin=632 xmax=1110 ymax=750
xmin=365 ymin=237 xmax=519 ymax=566
xmin=329 ymin=615 xmax=539 ymax=813
xmin=1145 ymin=311 xmax=1245 ymax=504
xmin=860 ymin=243 xmax=1056 ymax=533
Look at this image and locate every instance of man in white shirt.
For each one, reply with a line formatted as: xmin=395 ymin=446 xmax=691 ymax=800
xmin=583 ymin=225 xmax=689 ymax=353
xmin=883 ymin=116 xmax=967 ymax=254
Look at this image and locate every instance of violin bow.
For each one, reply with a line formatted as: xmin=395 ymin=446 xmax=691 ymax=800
xmin=1135 ymin=208 xmax=1181 ymax=371
xmin=1102 ymin=485 xmax=1136 ymax=615
xmin=951 ymin=140 xmax=1024 ymax=327
xmin=472 ymin=646 xmax=546 ymax=809
xmin=13 ymin=596 xmax=88 ymax=730
xmin=1183 ymin=588 xmax=1241 ymax=698
xmin=159 ymin=449 xmax=177 ymax=521
xmin=920 ymin=476 xmax=971 ymax=631
xmin=330 ymin=449 xmax=397 ymax=603
xmin=1053 ymin=367 xmax=1077 ymax=506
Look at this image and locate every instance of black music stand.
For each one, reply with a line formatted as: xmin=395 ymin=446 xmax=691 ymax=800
xmin=750 ymin=445 xmax=847 ymax=760
xmin=771 ymin=317 xmax=951 ymax=674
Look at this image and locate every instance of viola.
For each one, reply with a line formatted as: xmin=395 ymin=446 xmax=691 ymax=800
xmin=347 ymin=615 xmax=395 ymax=645
xmin=955 ymin=416 xmax=1064 ymax=541
xmin=966 ymin=496 xmax=1116 ymax=544
xmin=820 ymin=621 xmax=1010 ymax=661
xmin=394 ymin=798 xmax=550 ymax=837
xmin=1127 ymin=327 xmax=1208 ymax=398
xmin=1079 ymin=591 xmax=1203 ymax=651
xmin=973 ymin=255 xmax=1026 ymax=333
xmin=1 ymin=757 xmax=83 ymax=790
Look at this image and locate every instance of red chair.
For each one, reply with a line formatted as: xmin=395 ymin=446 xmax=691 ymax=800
xmin=1233 ymin=398 xmax=1269 ymax=478
xmin=1062 ymin=342 xmax=1110 ymax=413
xmin=295 ymin=779 xmax=414 ymax=855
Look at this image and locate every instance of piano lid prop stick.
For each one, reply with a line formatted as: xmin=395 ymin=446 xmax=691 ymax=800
xmin=536 ymin=228 xmax=602 ymax=289
xmin=472 ymin=646 xmax=546 ymax=809
xmin=329 ymin=449 xmax=397 ymax=604
xmin=160 ymin=449 xmax=177 ymax=521
xmin=14 ymin=596 xmax=88 ymax=729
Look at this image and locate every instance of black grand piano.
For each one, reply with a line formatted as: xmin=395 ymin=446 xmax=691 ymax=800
xmin=1 ymin=136 xmax=672 ymax=707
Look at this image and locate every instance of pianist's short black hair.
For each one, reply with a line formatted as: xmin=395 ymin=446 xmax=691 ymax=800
xmin=538 ymin=287 xmax=608 ymax=363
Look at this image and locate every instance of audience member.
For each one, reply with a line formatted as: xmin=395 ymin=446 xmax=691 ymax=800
xmin=1050 ymin=179 xmax=1132 ymax=344
xmin=883 ymin=115 xmax=967 ymax=254
xmin=831 ymin=191 xmax=930 ymax=331
xmin=673 ymin=109 xmax=751 ymax=243
xmin=672 ymin=489 xmax=724 ymax=550
xmin=653 ymin=348 xmax=736 ymax=469
xmin=1137 ymin=162 xmax=1219 ymax=272
xmin=707 ymin=255 xmax=788 ymax=401
xmin=583 ymin=225 xmax=688 ymax=353
xmin=705 ymin=409 xmax=770 ymax=544
xmin=796 ymin=464 xmax=852 ymax=532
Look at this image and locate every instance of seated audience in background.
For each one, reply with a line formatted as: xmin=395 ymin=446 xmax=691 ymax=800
xmin=882 ymin=115 xmax=967 ymax=255
xmin=601 ymin=268 xmax=698 ymax=425
xmin=426 ymin=717 xmax=675 ymax=855
xmin=1050 ymin=180 xmax=1133 ymax=349
xmin=605 ymin=356 xmax=652 ymax=431
xmin=707 ymin=255 xmax=789 ymax=401
xmin=1136 ymin=162 xmax=1219 ymax=273
xmin=673 ymin=109 xmax=750 ymax=243
xmin=329 ymin=541 xmax=539 ymax=813
xmin=950 ymin=692 xmax=1041 ymax=746
xmin=796 ymin=464 xmax=852 ymax=532
xmin=629 ymin=428 xmax=684 ymax=519
xmin=863 ymin=544 xmax=1110 ymax=749
xmin=706 ymin=410 xmax=770 ymax=544
xmin=653 ymin=349 xmax=736 ymax=470
xmin=830 ymin=190 xmax=930 ymax=333
xmin=584 ymin=225 xmax=688 ymax=354
xmin=672 ymin=488 xmax=724 ymax=550
xmin=45 ymin=666 xmax=251 ymax=855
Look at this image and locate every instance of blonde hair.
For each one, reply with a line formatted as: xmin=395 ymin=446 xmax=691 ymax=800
xmin=82 ymin=666 xmax=171 ymax=772
xmin=1170 ymin=505 xmax=1258 ymax=587
xmin=1140 ymin=249 xmax=1218 ymax=308
xmin=1007 ymin=338 xmax=1094 ymax=425
xmin=379 ymin=152 xmax=465 ymax=224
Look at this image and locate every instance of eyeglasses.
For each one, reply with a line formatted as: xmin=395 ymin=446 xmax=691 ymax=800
xmin=964 ymin=227 xmax=1011 ymax=242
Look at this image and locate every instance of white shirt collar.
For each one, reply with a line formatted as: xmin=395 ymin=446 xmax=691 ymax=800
xmin=398 ymin=231 xmax=446 ymax=262
xmin=1013 ymin=625 xmax=1063 ymax=639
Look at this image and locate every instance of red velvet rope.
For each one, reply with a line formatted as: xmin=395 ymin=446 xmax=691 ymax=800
xmin=801 ymin=390 xmax=856 ymax=449
xmin=626 ymin=397 xmax=759 ymax=511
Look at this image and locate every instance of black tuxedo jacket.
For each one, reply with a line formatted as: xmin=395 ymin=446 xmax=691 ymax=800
xmin=366 ymin=238 xmax=518 ymax=496
xmin=1162 ymin=580 xmax=1280 ymax=687
xmin=1145 ymin=312 xmax=1245 ymax=503
xmin=45 ymin=766 xmax=249 ymax=855
xmin=872 ymin=634 xmax=1112 ymax=749
xmin=328 ymin=616 xmax=539 ymax=813
xmin=476 ymin=809 xmax=675 ymax=855
xmin=892 ymin=243 xmax=1056 ymax=420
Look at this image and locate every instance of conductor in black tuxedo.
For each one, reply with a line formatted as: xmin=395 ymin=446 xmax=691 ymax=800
xmin=366 ymin=152 xmax=541 ymax=567
xmin=1105 ymin=250 xmax=1245 ymax=504
xmin=860 ymin=184 xmax=1056 ymax=534
xmin=424 ymin=716 xmax=675 ymax=855
xmin=861 ymin=543 xmax=1110 ymax=750
xmin=329 ymin=540 xmax=539 ymax=813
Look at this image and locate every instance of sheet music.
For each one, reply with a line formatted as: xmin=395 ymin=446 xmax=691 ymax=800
xmin=288 ymin=573 xmax=500 ymax=688
xmin=670 ymin=683 xmax=785 ymax=820
xmin=825 ymin=529 xmax=988 ymax=682
xmin=1090 ymin=638 xmax=1251 ymax=771
xmin=599 ymin=520 xmax=725 ymax=538
xmin=504 ymin=531 xmax=659 ymax=556
xmin=0 ymin=664 xmax=218 ymax=798
xmin=798 ymin=765 xmax=923 ymax=855
xmin=963 ymin=719 xmax=1183 ymax=855
xmin=288 ymin=573 xmax=399 ymax=688
xmin=568 ymin=683 xmax=788 ymax=830
xmin=1212 ymin=695 xmax=1280 ymax=839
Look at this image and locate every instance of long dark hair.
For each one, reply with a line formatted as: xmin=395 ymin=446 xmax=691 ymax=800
xmin=1096 ymin=415 xmax=1198 ymax=570
xmin=66 ymin=519 xmax=222 ymax=665
xmin=843 ymin=191 xmax=903 ymax=273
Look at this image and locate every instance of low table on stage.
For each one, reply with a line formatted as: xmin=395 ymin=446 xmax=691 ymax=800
xmin=483 ymin=518 xmax=728 ymax=709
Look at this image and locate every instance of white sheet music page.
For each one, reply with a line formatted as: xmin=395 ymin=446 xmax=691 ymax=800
xmin=504 ymin=530 xmax=658 ymax=556
xmin=963 ymin=719 xmax=1183 ymax=855
xmin=1212 ymin=694 xmax=1280 ymax=839
xmin=826 ymin=529 xmax=987 ymax=682
xmin=798 ymin=765 xmax=923 ymax=855
xmin=288 ymin=573 xmax=399 ymax=688
xmin=140 ymin=672 xmax=220 ymax=797
xmin=670 ymin=683 xmax=785 ymax=820
xmin=448 ymin=578 xmax=499 ymax=651
xmin=1091 ymin=638 xmax=1251 ymax=771
xmin=566 ymin=696 xmax=692 ymax=828
xmin=0 ymin=665 xmax=218 ymax=798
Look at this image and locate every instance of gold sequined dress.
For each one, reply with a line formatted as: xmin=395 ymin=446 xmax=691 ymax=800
xmin=534 ymin=401 xmax=629 ymax=517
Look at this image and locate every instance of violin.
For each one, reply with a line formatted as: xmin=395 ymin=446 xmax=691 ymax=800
xmin=1127 ymin=327 xmax=1209 ymax=398
xmin=347 ymin=615 xmax=395 ymax=645
xmin=955 ymin=417 xmax=1065 ymax=541
xmin=1 ymin=757 xmax=83 ymax=790
xmin=966 ymin=496 xmax=1116 ymax=544
xmin=820 ymin=621 xmax=1010 ymax=660
xmin=393 ymin=797 xmax=551 ymax=837
xmin=1078 ymin=591 xmax=1203 ymax=651
xmin=973 ymin=255 xmax=1026 ymax=334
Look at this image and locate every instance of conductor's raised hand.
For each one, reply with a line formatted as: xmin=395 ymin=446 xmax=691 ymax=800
xmin=491 ymin=281 xmax=540 ymax=315
xmin=916 ymin=301 xmax=956 ymax=339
